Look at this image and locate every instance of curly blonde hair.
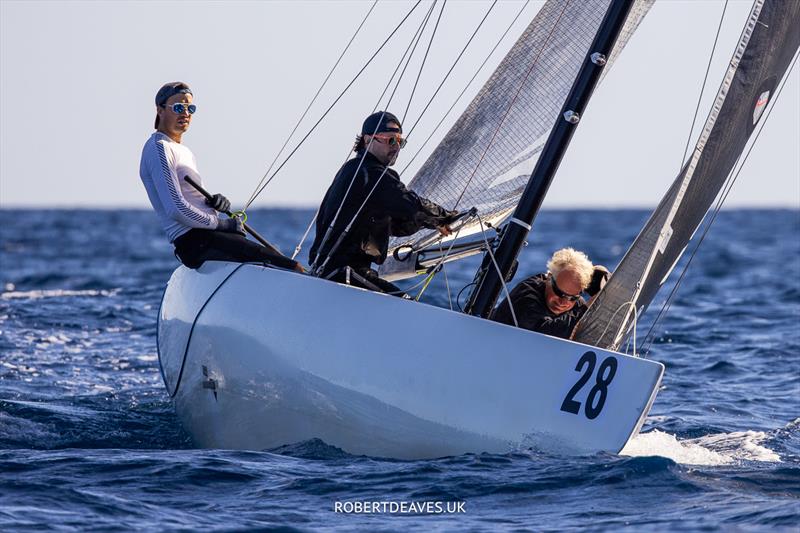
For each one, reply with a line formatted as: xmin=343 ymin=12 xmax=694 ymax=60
xmin=547 ymin=247 xmax=594 ymax=290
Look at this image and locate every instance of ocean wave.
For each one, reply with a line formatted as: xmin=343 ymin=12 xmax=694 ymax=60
xmin=1 ymin=209 xmax=797 ymax=530
xmin=1 ymin=288 xmax=121 ymax=300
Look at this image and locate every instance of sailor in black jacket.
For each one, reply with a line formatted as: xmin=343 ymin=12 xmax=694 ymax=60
xmin=492 ymin=248 xmax=608 ymax=339
xmin=309 ymin=111 xmax=456 ymax=294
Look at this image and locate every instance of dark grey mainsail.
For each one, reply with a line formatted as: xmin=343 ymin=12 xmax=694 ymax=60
xmin=572 ymin=0 xmax=800 ymax=351
xmin=383 ymin=0 xmax=653 ymax=258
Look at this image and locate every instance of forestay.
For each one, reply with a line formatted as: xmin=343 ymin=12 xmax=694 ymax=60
xmin=572 ymin=0 xmax=800 ymax=351
xmin=385 ymin=0 xmax=654 ymax=257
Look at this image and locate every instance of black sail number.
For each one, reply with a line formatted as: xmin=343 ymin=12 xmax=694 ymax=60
xmin=560 ymin=351 xmax=596 ymax=415
xmin=584 ymin=356 xmax=618 ymax=419
xmin=560 ymin=351 xmax=618 ymax=419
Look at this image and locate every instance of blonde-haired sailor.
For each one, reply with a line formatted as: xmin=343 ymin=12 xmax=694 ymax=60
xmin=492 ymin=248 xmax=608 ymax=339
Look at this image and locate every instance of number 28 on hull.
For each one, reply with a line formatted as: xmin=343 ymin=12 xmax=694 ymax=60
xmin=158 ymin=263 xmax=664 ymax=459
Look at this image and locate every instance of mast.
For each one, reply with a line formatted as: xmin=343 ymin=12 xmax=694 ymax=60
xmin=465 ymin=0 xmax=636 ymax=318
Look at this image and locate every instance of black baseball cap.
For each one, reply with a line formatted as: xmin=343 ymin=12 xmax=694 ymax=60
xmin=361 ymin=111 xmax=402 ymax=135
xmin=154 ymin=82 xmax=192 ymax=129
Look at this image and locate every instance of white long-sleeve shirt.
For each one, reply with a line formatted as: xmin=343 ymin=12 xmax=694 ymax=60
xmin=139 ymin=132 xmax=221 ymax=242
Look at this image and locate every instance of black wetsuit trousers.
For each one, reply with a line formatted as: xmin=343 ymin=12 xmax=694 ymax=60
xmin=173 ymin=229 xmax=297 ymax=270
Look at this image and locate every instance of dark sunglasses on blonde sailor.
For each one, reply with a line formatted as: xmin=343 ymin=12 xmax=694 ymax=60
xmin=550 ymin=275 xmax=581 ymax=302
xmin=161 ymin=103 xmax=197 ymax=115
xmin=371 ymin=133 xmax=407 ymax=148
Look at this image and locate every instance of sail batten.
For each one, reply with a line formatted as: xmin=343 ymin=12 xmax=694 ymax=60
xmin=573 ymin=0 xmax=800 ymax=351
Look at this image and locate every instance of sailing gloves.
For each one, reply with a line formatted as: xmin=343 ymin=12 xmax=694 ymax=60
xmin=217 ymin=216 xmax=246 ymax=236
xmin=208 ymin=194 xmax=243 ymax=235
xmin=206 ymin=193 xmax=231 ymax=213
xmin=586 ymin=265 xmax=610 ymax=297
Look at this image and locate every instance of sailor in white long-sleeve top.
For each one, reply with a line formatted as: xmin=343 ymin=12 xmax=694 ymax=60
xmin=139 ymin=82 xmax=302 ymax=271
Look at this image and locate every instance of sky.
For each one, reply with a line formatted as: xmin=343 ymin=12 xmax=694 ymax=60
xmin=1 ymin=0 xmax=798 ymax=209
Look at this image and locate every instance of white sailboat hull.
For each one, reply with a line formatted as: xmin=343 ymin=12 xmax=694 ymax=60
xmin=158 ymin=262 xmax=663 ymax=459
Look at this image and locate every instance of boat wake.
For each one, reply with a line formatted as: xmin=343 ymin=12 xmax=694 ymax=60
xmin=621 ymin=428 xmax=782 ymax=465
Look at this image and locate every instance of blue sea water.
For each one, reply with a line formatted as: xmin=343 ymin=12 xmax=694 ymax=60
xmin=0 ymin=208 xmax=798 ymax=531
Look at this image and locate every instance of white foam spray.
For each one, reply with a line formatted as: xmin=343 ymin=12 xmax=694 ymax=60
xmin=620 ymin=429 xmax=781 ymax=465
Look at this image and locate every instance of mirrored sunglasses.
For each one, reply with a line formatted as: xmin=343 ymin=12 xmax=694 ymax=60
xmin=550 ymin=275 xmax=581 ymax=302
xmin=167 ymin=103 xmax=197 ymax=115
xmin=373 ymin=133 xmax=407 ymax=148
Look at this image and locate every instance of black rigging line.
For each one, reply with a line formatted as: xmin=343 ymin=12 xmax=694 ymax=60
xmin=245 ymin=0 xmax=379 ymax=210
xmin=310 ymin=3 xmax=442 ymax=273
xmin=397 ymin=0 xmax=531 ymax=178
xmin=452 ymin=0 xmax=569 ymax=211
xmin=457 ymin=281 xmax=477 ymax=312
xmin=294 ymin=0 xmax=435 ymax=263
xmin=372 ymin=0 xmax=438 ymax=114
xmin=405 ymin=0 xmax=499 ymax=139
xmin=627 ymin=0 xmax=730 ymax=353
xmin=300 ymin=1 xmax=528 ymax=264
xmin=402 ymin=0 xmax=447 ymax=124
xmin=641 ymin=52 xmax=800 ymax=357
xmin=676 ymin=0 xmax=730 ymax=175
xmin=246 ymin=0 xmax=423 ymax=208
xmin=314 ymin=2 xmax=502 ymax=274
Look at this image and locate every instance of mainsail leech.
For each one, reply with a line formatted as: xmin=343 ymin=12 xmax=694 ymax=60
xmin=572 ymin=0 xmax=800 ymax=351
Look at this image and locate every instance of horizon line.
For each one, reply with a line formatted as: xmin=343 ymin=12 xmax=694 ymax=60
xmin=1 ymin=204 xmax=798 ymax=211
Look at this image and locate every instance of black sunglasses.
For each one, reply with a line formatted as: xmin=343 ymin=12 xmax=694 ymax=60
xmin=550 ymin=274 xmax=581 ymax=302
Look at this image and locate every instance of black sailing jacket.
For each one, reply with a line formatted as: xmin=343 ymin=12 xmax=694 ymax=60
xmin=492 ymin=273 xmax=587 ymax=339
xmin=309 ymin=150 xmax=455 ymax=274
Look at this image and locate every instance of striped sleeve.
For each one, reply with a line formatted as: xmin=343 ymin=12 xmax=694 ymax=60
xmin=147 ymin=139 xmax=219 ymax=229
